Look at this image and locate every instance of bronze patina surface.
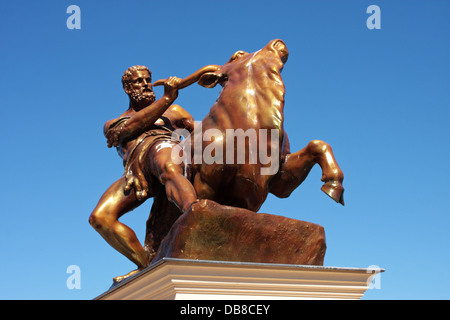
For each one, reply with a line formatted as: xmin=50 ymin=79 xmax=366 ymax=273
xmin=90 ymin=40 xmax=344 ymax=284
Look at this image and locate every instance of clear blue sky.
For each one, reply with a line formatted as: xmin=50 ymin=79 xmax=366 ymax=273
xmin=0 ymin=0 xmax=449 ymax=300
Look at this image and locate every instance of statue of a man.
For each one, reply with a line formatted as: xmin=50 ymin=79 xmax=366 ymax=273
xmin=89 ymin=65 xmax=197 ymax=283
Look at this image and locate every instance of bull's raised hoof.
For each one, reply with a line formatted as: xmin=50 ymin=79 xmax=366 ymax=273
xmin=321 ymin=180 xmax=345 ymax=206
xmin=151 ymin=199 xmax=327 ymax=266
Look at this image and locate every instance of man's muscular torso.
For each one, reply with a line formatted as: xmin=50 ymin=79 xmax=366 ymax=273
xmin=104 ymin=104 xmax=195 ymax=165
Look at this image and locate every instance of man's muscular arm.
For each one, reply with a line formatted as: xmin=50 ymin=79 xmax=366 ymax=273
xmin=167 ymin=104 xmax=195 ymax=133
xmin=104 ymin=117 xmax=130 ymax=148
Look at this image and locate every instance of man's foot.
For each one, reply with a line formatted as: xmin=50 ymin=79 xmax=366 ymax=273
xmin=112 ymin=268 xmax=142 ymax=285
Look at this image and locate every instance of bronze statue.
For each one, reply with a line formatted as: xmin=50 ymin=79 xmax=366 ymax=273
xmin=89 ymin=66 xmax=199 ymax=283
xmin=91 ymin=39 xmax=345 ymax=284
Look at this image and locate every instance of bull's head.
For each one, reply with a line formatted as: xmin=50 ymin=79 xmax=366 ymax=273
xmin=197 ymin=39 xmax=289 ymax=89
xmin=153 ymin=39 xmax=289 ymax=90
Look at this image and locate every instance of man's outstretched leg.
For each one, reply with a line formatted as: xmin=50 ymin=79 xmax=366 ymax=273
xmin=89 ymin=177 xmax=150 ymax=283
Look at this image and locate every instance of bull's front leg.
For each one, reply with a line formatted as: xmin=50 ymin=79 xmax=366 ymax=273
xmin=269 ymin=140 xmax=344 ymax=205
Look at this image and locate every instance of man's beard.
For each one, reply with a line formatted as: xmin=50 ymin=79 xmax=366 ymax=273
xmin=130 ymin=91 xmax=156 ymax=105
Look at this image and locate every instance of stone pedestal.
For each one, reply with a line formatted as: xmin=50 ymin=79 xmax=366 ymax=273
xmin=95 ymin=258 xmax=383 ymax=300
xmin=95 ymin=200 xmax=383 ymax=300
xmin=151 ymin=200 xmax=326 ymax=266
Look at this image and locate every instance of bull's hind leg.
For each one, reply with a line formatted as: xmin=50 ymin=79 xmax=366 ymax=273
xmin=270 ymin=140 xmax=344 ymax=205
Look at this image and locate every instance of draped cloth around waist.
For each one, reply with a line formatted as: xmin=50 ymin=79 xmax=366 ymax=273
xmin=109 ymin=117 xmax=182 ymax=197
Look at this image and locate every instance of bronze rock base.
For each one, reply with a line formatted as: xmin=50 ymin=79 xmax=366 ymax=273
xmin=152 ymin=199 xmax=326 ymax=266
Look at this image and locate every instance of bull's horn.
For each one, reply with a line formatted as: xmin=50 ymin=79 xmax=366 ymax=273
xmin=153 ymin=65 xmax=221 ymax=89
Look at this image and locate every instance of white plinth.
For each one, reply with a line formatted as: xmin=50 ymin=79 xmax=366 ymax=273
xmin=95 ymin=258 xmax=384 ymax=300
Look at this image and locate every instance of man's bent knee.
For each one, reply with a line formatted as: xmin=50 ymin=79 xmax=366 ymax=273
xmin=89 ymin=210 xmax=113 ymax=230
xmin=88 ymin=212 xmax=102 ymax=230
xmin=160 ymin=162 xmax=183 ymax=183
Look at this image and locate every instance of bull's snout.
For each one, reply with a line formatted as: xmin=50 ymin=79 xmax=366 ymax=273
xmin=269 ymin=39 xmax=289 ymax=63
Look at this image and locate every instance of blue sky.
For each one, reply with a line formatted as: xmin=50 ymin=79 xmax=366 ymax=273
xmin=0 ymin=0 xmax=449 ymax=300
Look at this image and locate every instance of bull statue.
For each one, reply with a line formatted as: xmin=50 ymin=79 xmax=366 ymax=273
xmin=146 ymin=39 xmax=344 ymax=265
xmin=154 ymin=39 xmax=344 ymax=211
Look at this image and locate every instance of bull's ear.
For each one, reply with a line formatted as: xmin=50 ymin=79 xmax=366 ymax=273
xmin=198 ymin=72 xmax=226 ymax=88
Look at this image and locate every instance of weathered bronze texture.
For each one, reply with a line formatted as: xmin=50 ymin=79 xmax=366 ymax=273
xmin=90 ymin=40 xmax=345 ymax=284
xmin=153 ymin=199 xmax=326 ymax=265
